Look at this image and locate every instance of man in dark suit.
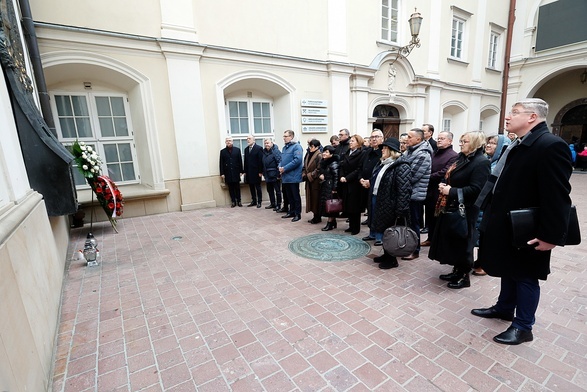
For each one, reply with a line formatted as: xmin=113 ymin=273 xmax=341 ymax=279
xmin=243 ymin=135 xmax=264 ymax=208
xmin=473 ymin=98 xmax=573 ymax=345
xmin=219 ymin=137 xmax=243 ymax=207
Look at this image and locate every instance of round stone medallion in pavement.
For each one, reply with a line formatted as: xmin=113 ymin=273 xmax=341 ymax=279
xmin=288 ymin=233 xmax=371 ymax=262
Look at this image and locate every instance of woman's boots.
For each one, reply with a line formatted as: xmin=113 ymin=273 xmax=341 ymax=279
xmin=439 ymin=267 xmax=459 ymax=282
xmin=321 ymin=220 xmax=336 ymax=231
xmin=447 ymin=269 xmax=471 ymax=289
xmin=440 ymin=267 xmax=471 ymax=289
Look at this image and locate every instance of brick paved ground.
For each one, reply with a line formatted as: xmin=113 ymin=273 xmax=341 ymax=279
xmin=51 ymin=173 xmax=587 ymax=391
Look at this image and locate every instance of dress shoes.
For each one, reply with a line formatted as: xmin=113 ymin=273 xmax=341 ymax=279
xmin=282 ymin=213 xmax=295 ymax=219
xmin=291 ymin=215 xmax=301 ymax=222
xmin=231 ymin=202 xmax=236 ymax=208
xmin=401 ymin=252 xmax=419 ymax=261
xmin=308 ymin=217 xmax=322 ymax=224
xmin=493 ymin=326 xmax=533 ymax=345
xmin=265 ymin=204 xmax=276 ymax=209
xmin=420 ymin=240 xmax=431 ymax=247
xmin=247 ymin=201 xmax=257 ymax=207
xmin=420 ymin=227 xmax=429 ymax=234
xmin=257 ymin=202 xmax=262 ymax=208
xmin=277 ymin=207 xmax=289 ymax=213
xmin=237 ymin=202 xmax=243 ymax=207
xmin=362 ymin=236 xmax=375 ymax=241
xmin=471 ymin=307 xmax=514 ymax=321
xmin=373 ymin=240 xmax=383 ymax=246
xmin=344 ymin=228 xmax=353 ymax=232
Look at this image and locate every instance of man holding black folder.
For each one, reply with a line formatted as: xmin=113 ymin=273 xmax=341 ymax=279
xmin=473 ymin=98 xmax=573 ymax=345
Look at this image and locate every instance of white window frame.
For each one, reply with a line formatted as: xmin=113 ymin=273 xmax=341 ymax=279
xmin=381 ymin=0 xmax=400 ymax=44
xmin=451 ymin=17 xmax=465 ymax=59
xmin=225 ymin=97 xmax=274 ymax=156
xmin=449 ymin=6 xmax=473 ymax=61
xmin=51 ymin=91 xmax=140 ymax=188
xmin=488 ymin=32 xmax=499 ymax=69
xmin=443 ymin=118 xmax=452 ymax=132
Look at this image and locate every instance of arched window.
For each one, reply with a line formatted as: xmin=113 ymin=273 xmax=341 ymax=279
xmin=225 ymin=93 xmax=274 ymax=154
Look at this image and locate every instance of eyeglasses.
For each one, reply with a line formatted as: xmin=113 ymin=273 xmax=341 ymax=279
xmin=509 ymin=110 xmax=534 ymax=116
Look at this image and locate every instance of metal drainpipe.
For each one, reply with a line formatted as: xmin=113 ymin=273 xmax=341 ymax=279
xmin=499 ymin=0 xmax=517 ymax=134
xmin=18 ymin=0 xmax=56 ymax=134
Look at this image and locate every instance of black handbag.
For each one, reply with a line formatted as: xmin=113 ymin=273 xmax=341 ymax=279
xmin=441 ymin=188 xmax=468 ymax=239
xmin=382 ymin=217 xmax=419 ymax=257
xmin=508 ymin=205 xmax=581 ymax=248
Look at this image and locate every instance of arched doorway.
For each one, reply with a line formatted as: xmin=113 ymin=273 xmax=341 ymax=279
xmin=373 ymin=104 xmax=400 ymax=138
xmin=552 ymin=98 xmax=587 ymax=146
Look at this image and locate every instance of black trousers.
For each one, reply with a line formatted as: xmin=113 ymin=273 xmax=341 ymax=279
xmin=227 ymin=182 xmax=241 ymax=203
xmin=248 ymin=183 xmax=262 ymax=203
xmin=283 ymin=182 xmax=301 ymax=215
xmin=266 ymin=180 xmax=282 ymax=206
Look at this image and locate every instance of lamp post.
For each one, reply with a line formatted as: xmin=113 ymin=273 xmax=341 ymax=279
xmin=389 ymin=9 xmax=423 ymax=65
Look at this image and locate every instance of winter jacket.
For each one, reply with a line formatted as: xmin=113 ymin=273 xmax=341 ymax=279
xmin=404 ymin=140 xmax=432 ymax=201
xmin=319 ymin=155 xmax=340 ymax=217
xmin=280 ymin=142 xmax=303 ymax=183
xmin=262 ymin=144 xmax=282 ymax=183
xmin=369 ymin=158 xmax=412 ymax=233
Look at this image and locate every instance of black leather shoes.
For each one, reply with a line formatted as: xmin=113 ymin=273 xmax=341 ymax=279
xmin=231 ymin=202 xmax=236 ymax=208
xmin=447 ymin=275 xmax=470 ymax=289
xmin=373 ymin=240 xmax=383 ymax=246
xmin=247 ymin=201 xmax=257 ymax=207
xmin=277 ymin=207 xmax=288 ymax=213
xmin=237 ymin=202 xmax=243 ymax=207
xmin=471 ymin=307 xmax=514 ymax=321
xmin=439 ymin=268 xmax=459 ymax=282
xmin=282 ymin=213 xmax=295 ymax=219
xmin=291 ymin=215 xmax=301 ymax=222
xmin=257 ymin=202 xmax=262 ymax=208
xmin=265 ymin=204 xmax=275 ymax=209
xmin=362 ymin=236 xmax=375 ymax=241
xmin=493 ymin=326 xmax=533 ymax=345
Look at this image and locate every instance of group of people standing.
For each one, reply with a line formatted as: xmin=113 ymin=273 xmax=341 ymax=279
xmin=220 ymin=98 xmax=574 ymax=346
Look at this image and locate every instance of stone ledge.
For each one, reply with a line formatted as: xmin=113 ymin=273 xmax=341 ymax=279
xmin=77 ymin=184 xmax=170 ymax=206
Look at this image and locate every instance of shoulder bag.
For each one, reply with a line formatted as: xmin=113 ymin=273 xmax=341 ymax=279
xmin=382 ymin=217 xmax=419 ymax=257
xmin=441 ymin=188 xmax=468 ymax=239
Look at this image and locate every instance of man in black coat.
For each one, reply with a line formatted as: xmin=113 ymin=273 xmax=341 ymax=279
xmin=219 ymin=137 xmax=243 ymax=207
xmin=421 ymin=131 xmax=458 ymax=246
xmin=334 ymin=128 xmax=350 ymax=157
xmin=243 ymin=135 xmax=264 ymax=208
xmin=473 ymin=98 xmax=573 ymax=345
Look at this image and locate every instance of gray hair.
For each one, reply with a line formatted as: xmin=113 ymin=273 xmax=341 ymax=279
xmin=514 ymin=98 xmax=548 ymax=119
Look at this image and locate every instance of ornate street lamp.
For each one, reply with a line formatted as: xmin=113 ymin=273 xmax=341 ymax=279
xmin=389 ymin=9 xmax=423 ymax=65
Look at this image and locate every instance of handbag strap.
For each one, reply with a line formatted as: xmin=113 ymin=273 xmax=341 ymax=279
xmin=457 ymin=188 xmax=466 ymax=217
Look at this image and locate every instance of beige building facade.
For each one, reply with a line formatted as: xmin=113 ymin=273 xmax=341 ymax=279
xmin=2 ymin=0 xmax=586 ymax=390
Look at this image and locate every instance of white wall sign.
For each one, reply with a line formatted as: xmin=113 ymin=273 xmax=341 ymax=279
xmin=301 ymin=107 xmax=328 ymax=116
xmin=301 ymin=99 xmax=328 ymax=107
xmin=302 ymin=117 xmax=328 ymax=125
xmin=301 ymin=126 xmax=328 ymax=133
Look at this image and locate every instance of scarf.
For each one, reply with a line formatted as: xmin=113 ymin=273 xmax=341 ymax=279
xmin=372 ymin=157 xmax=395 ymax=195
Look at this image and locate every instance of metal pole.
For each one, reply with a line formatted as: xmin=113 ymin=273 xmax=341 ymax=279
xmin=499 ymin=0 xmax=517 ymax=134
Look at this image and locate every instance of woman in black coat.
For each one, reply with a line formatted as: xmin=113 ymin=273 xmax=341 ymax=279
xmin=428 ymin=131 xmax=491 ymax=289
xmin=338 ymin=134 xmax=366 ymax=234
xmin=318 ymin=145 xmax=340 ymax=231
xmin=367 ymin=137 xmax=412 ymax=269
